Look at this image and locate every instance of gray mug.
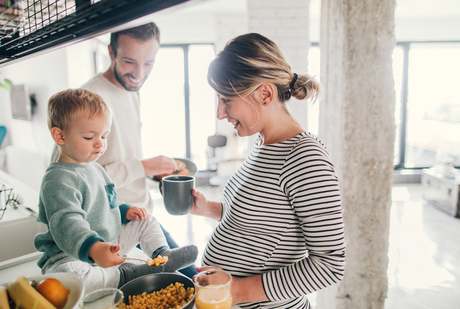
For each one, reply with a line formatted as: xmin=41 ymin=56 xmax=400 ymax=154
xmin=161 ymin=175 xmax=195 ymax=215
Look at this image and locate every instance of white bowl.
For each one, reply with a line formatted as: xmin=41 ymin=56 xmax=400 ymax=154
xmin=2 ymin=272 xmax=85 ymax=309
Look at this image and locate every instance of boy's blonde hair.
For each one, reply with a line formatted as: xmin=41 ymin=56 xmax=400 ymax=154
xmin=47 ymin=88 xmax=111 ymax=131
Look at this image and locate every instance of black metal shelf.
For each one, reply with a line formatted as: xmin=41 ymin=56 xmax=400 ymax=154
xmin=0 ymin=0 xmax=195 ymax=67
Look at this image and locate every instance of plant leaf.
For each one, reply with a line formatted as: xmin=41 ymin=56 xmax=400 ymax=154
xmin=0 ymin=83 xmax=11 ymax=91
xmin=4 ymin=79 xmax=12 ymax=84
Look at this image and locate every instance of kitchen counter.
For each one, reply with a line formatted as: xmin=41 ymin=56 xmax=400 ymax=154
xmin=0 ymin=169 xmax=45 ymax=283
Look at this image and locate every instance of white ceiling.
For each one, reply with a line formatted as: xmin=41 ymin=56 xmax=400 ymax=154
xmin=176 ymin=0 xmax=460 ymax=18
xmin=395 ymin=0 xmax=460 ymax=18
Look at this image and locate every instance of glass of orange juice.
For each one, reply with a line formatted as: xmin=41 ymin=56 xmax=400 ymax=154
xmin=194 ymin=269 xmax=232 ymax=309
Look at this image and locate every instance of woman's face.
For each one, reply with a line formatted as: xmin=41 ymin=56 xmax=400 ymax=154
xmin=216 ymin=94 xmax=261 ymax=137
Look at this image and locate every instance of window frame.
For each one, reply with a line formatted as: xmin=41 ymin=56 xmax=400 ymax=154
xmin=394 ymin=41 xmax=460 ymax=170
xmin=160 ymin=43 xmax=215 ymax=160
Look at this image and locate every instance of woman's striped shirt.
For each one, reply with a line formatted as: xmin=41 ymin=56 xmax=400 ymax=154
xmin=202 ymin=132 xmax=346 ymax=308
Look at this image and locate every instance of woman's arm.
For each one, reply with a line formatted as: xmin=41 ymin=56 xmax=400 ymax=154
xmin=231 ymin=275 xmax=269 ymax=304
xmin=196 ymin=266 xmax=269 ymax=305
xmin=190 ymin=189 xmax=223 ymax=221
xmin=261 ymin=138 xmax=345 ymax=301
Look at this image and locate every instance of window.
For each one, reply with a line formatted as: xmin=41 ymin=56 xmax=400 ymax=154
xmin=307 ymin=44 xmax=320 ymax=136
xmin=139 ymin=44 xmax=216 ymax=171
xmin=142 ymin=41 xmax=460 ymax=172
xmin=309 ymin=41 xmax=460 ymax=169
xmin=396 ymin=42 xmax=460 ymax=168
xmin=393 ymin=45 xmax=405 ymax=166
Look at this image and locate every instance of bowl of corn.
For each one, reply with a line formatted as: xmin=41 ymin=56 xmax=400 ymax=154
xmin=119 ymin=272 xmax=195 ymax=309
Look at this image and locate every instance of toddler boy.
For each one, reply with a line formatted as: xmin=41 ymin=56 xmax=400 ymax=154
xmin=34 ymin=89 xmax=197 ymax=291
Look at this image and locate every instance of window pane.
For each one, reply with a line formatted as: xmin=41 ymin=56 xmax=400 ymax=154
xmin=393 ymin=46 xmax=404 ymax=166
xmin=140 ymin=47 xmax=186 ymax=159
xmin=189 ymin=45 xmax=216 ymax=170
xmin=405 ymin=43 xmax=460 ymax=168
xmin=307 ymin=46 xmax=320 ymax=136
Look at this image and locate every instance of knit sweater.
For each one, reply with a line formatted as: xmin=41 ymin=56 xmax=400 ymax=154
xmin=51 ymin=73 xmax=153 ymax=212
xmin=34 ymin=162 xmax=130 ymax=268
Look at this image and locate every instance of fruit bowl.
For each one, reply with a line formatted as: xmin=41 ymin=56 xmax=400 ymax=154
xmin=2 ymin=272 xmax=85 ymax=309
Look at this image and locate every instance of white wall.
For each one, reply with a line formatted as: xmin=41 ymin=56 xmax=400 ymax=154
xmin=0 ymin=48 xmax=70 ymax=188
xmin=0 ymin=40 xmax=99 ymax=189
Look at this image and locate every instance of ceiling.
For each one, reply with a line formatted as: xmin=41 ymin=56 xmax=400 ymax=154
xmin=174 ymin=0 xmax=460 ymax=19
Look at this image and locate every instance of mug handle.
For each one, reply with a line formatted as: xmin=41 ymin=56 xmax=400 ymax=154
xmin=159 ymin=180 xmax=163 ymax=195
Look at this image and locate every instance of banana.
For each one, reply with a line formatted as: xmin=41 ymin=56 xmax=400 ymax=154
xmin=0 ymin=286 xmax=10 ymax=309
xmin=7 ymin=276 xmax=56 ymax=309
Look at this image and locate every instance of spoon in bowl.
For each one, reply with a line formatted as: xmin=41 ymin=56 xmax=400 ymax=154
xmin=122 ymin=255 xmax=168 ymax=266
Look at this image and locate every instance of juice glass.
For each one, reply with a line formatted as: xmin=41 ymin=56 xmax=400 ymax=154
xmin=194 ymin=269 xmax=232 ymax=309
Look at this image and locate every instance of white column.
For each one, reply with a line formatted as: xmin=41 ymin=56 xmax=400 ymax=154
xmin=317 ymin=0 xmax=396 ymax=308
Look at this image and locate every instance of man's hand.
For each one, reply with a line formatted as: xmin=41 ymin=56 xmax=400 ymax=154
xmin=126 ymin=206 xmax=147 ymax=221
xmin=141 ymin=155 xmax=177 ymax=177
xmin=89 ymin=241 xmax=125 ymax=268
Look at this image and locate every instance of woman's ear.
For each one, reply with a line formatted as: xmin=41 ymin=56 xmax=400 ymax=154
xmin=50 ymin=127 xmax=65 ymax=145
xmin=259 ymin=83 xmax=275 ymax=106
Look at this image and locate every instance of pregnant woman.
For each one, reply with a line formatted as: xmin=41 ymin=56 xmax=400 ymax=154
xmin=190 ymin=33 xmax=346 ymax=309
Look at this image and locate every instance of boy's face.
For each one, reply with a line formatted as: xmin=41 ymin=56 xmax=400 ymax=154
xmin=58 ymin=112 xmax=112 ymax=164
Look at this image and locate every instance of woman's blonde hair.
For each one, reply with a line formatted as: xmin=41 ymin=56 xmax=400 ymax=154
xmin=207 ymin=33 xmax=320 ymax=103
xmin=47 ymin=88 xmax=110 ymax=131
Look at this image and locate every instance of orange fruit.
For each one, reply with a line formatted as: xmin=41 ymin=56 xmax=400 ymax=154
xmin=35 ymin=278 xmax=70 ymax=309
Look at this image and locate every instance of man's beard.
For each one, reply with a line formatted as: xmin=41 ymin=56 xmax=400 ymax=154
xmin=113 ymin=62 xmax=145 ymax=92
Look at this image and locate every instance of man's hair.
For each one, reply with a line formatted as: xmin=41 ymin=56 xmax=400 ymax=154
xmin=47 ymin=88 xmax=110 ymax=131
xmin=110 ymin=22 xmax=160 ymax=57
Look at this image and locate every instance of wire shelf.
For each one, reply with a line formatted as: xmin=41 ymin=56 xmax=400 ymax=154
xmin=0 ymin=1 xmax=97 ymax=39
xmin=0 ymin=0 xmax=193 ymax=67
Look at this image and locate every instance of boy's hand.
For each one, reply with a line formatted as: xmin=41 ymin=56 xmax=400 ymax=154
xmin=89 ymin=241 xmax=125 ymax=268
xmin=126 ymin=206 xmax=147 ymax=221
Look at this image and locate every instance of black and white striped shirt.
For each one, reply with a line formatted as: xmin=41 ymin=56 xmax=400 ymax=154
xmin=202 ymin=132 xmax=346 ymax=309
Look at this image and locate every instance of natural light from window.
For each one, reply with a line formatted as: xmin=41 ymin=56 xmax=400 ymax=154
xmin=139 ymin=45 xmax=216 ymax=170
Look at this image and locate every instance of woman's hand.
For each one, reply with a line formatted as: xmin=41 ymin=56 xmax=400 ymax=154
xmin=89 ymin=241 xmax=125 ymax=268
xmin=195 ymin=265 xmax=221 ymax=274
xmin=195 ymin=266 xmax=269 ymax=305
xmin=126 ymin=206 xmax=147 ymax=220
xmin=190 ymin=189 xmax=208 ymax=216
xmin=190 ymin=189 xmax=222 ymax=221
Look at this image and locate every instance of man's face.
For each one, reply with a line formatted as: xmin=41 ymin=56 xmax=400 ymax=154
xmin=110 ymin=34 xmax=160 ymax=92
